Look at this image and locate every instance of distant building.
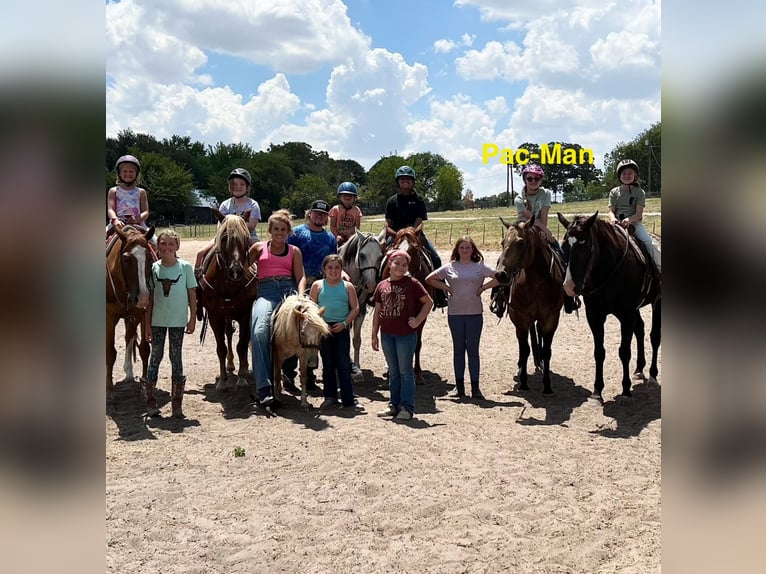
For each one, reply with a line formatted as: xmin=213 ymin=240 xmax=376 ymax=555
xmin=184 ymin=189 xmax=218 ymax=224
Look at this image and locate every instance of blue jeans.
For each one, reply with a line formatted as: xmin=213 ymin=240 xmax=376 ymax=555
xmin=447 ymin=314 xmax=483 ymax=383
xmin=632 ymin=223 xmax=661 ymax=272
xmin=320 ymin=327 xmax=354 ymax=405
xmin=380 ymin=331 xmax=417 ymax=414
xmin=250 ymin=278 xmax=297 ymax=390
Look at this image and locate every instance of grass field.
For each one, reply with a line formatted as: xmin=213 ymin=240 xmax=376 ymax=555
xmin=171 ymin=197 xmax=661 ymax=251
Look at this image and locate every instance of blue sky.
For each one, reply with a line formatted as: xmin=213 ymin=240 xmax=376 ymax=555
xmin=105 ymin=0 xmax=661 ymax=197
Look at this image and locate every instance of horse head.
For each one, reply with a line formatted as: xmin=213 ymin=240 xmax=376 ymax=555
xmin=214 ymin=213 xmax=251 ymax=283
xmin=289 ymin=296 xmax=331 ymax=369
xmin=114 ymin=225 xmax=154 ymax=309
xmin=494 ymin=216 xmax=538 ymax=284
xmin=390 ymin=227 xmax=424 ymax=277
xmin=355 ymin=230 xmax=384 ymax=296
xmin=558 ymin=211 xmax=599 ymax=296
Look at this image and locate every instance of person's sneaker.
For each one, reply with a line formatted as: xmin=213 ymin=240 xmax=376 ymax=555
xmin=319 ymin=397 xmax=338 ymax=410
xmin=395 ymin=409 xmax=413 ymax=421
xmin=342 ymin=398 xmax=364 ymax=410
xmin=281 ymin=373 xmax=298 ymax=393
xmin=376 ymin=405 xmax=398 ymax=417
xmin=256 ymin=386 xmax=273 ymax=406
xmin=350 ymin=363 xmax=363 ymax=377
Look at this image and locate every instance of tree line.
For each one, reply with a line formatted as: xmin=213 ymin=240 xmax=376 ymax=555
xmin=106 ymin=122 xmax=659 ymax=222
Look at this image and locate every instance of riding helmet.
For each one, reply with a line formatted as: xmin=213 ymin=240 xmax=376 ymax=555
xmin=115 ymin=154 xmax=141 ymax=172
xmin=228 ymin=167 xmax=252 ymax=187
xmin=521 ymin=164 xmax=545 ymax=177
xmin=395 ymin=165 xmax=416 ymax=180
xmin=337 ymin=182 xmax=358 ymax=196
xmin=616 ymin=159 xmax=639 ymax=178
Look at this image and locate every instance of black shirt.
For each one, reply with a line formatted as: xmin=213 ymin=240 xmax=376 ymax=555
xmin=385 ymin=192 xmax=428 ymax=231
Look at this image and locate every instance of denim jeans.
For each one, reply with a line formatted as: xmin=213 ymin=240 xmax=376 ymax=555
xmin=447 ymin=314 xmax=483 ymax=383
xmin=632 ymin=222 xmax=662 ymax=272
xmin=320 ymin=327 xmax=354 ymax=405
xmin=250 ymin=278 xmax=297 ymax=390
xmin=380 ymin=331 xmax=417 ymax=414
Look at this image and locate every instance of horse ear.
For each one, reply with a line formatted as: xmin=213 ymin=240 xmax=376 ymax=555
xmin=556 ymin=212 xmax=570 ymax=228
xmin=242 ymin=209 xmax=252 ymax=221
xmin=145 ymin=226 xmax=155 ymax=241
xmin=584 ymin=211 xmax=599 ymax=231
xmin=115 ymin=226 xmax=128 ymax=242
xmin=318 ymin=306 xmax=326 ymax=317
xmin=498 ymin=216 xmax=512 ymax=230
xmin=292 ymin=308 xmax=305 ymax=319
xmin=528 ymin=214 xmax=536 ymax=227
xmin=213 ymin=208 xmax=224 ymax=223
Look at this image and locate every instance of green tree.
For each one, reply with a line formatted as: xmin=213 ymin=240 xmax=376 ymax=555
xmin=205 ymin=142 xmax=258 ymax=203
xmin=138 ymin=151 xmax=195 ymax=222
xmin=283 ymin=174 xmax=332 ymax=214
xmin=365 ymin=155 xmax=406 ymax=208
xmin=250 ymin=151 xmax=295 ymax=216
xmin=603 ymin=122 xmax=661 ymax=196
xmin=405 ymin=151 xmax=454 ymax=203
xmin=435 ymin=165 xmax=463 ymax=210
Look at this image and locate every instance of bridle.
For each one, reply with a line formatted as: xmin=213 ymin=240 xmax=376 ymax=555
xmin=567 ymin=222 xmax=629 ymax=297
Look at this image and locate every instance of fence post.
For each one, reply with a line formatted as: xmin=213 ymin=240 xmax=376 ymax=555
xmin=449 ymin=224 xmax=452 ymax=244
xmin=483 ymin=224 xmax=486 ymax=245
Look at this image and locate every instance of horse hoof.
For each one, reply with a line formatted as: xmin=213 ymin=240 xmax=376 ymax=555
xmin=616 ymin=394 xmax=635 ymax=406
xmin=648 ymin=376 xmax=659 ymax=385
xmin=632 ymin=370 xmax=646 ymax=380
xmin=588 ymin=394 xmax=603 ymax=404
xmin=216 ymin=377 xmax=235 ymax=392
xmin=235 ymin=377 xmax=249 ymax=390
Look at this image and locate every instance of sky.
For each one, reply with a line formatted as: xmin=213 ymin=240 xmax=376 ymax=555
xmin=105 ymin=0 xmax=661 ymax=198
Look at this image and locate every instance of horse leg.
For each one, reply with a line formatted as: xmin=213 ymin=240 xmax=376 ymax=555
xmin=351 ymin=308 xmax=364 ymax=381
xmin=414 ymin=327 xmax=424 ymax=384
xmin=515 ymin=324 xmax=531 ymax=391
xmin=632 ymin=310 xmax=647 ymax=380
xmin=106 ymin=314 xmax=120 ymax=398
xmin=586 ymin=310 xmax=607 ymax=401
xmin=648 ymin=299 xmax=661 ymax=384
xmin=299 ymin=354 xmax=311 ymax=411
xmin=210 ymin=315 xmax=232 ymax=391
xmin=618 ymin=316 xmax=635 ymax=398
xmin=123 ymin=317 xmax=138 ymax=383
xmin=225 ymin=320 xmax=235 ymax=374
xmin=540 ymin=328 xmax=556 ymax=395
xmin=235 ymin=316 xmax=251 ymax=388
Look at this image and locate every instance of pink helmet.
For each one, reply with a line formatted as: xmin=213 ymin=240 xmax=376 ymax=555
xmin=521 ymin=164 xmax=544 ymax=177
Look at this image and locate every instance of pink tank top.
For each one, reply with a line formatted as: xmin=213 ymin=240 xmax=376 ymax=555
xmin=257 ymin=243 xmax=294 ymax=278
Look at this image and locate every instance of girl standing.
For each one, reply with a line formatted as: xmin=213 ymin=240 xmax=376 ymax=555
xmin=371 ymin=249 xmax=432 ymax=421
xmin=144 ymin=229 xmax=197 ymax=418
xmin=309 ymin=254 xmax=361 ymax=410
xmin=426 ymin=236 xmax=498 ymax=400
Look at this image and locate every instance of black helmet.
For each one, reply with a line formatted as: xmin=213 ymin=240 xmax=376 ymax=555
xmin=228 ymin=168 xmax=252 ymax=186
xmin=616 ymin=159 xmax=639 ymax=178
xmin=115 ymin=154 xmax=140 ymax=172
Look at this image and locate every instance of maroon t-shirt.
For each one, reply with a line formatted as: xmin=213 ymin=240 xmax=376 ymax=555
xmin=373 ymin=276 xmax=428 ymax=335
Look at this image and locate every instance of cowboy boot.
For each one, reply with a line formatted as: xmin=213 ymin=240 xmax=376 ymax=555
xmin=471 ymin=381 xmax=485 ymax=401
xmin=141 ymin=378 xmax=160 ymax=417
xmin=171 ymin=377 xmax=186 ymax=419
xmin=450 ymin=379 xmax=466 ymax=398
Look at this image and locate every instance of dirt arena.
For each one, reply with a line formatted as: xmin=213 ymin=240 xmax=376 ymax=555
xmin=106 ymin=240 xmax=661 ymax=573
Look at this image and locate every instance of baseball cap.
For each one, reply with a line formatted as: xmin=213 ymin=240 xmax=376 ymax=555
xmin=310 ymin=199 xmax=330 ymax=214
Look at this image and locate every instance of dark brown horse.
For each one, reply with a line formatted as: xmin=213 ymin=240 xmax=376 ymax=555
xmin=494 ymin=216 xmax=564 ymax=394
xmin=383 ymin=226 xmax=434 ymax=383
xmin=197 ymin=210 xmax=257 ymax=391
xmin=106 ymin=225 xmax=155 ymax=398
xmin=557 ymin=212 xmax=661 ymax=402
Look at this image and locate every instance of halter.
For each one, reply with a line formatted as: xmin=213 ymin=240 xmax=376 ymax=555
xmin=296 ymin=307 xmax=323 ymax=350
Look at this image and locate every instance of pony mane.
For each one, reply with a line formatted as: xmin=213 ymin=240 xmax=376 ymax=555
xmin=215 ymin=214 xmax=250 ymax=252
xmin=273 ymin=294 xmax=330 ymax=340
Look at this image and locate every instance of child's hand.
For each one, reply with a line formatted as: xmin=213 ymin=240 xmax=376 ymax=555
xmin=144 ymin=329 xmax=152 ymax=343
xmin=371 ymin=333 xmax=379 ymax=351
xmin=186 ymin=319 xmax=196 ymax=334
xmin=407 ymin=316 xmax=419 ymax=329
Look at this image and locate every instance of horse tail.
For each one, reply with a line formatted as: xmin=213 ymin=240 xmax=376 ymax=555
xmin=199 ymin=308 xmax=209 ymax=344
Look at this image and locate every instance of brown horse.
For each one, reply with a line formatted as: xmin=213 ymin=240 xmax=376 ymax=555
xmin=494 ymin=216 xmax=564 ymax=394
xmin=106 ymin=225 xmax=155 ymax=398
xmin=271 ymin=294 xmax=330 ymax=410
xmin=383 ymin=226 xmax=435 ymax=383
xmin=197 ymin=210 xmax=257 ymax=391
xmin=557 ymin=212 xmax=661 ymax=402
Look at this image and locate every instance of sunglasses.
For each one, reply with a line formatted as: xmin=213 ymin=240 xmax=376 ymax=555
xmin=525 ymin=176 xmax=542 ymax=182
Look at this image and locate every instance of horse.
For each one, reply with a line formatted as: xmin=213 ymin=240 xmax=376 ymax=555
xmin=383 ymin=226 xmax=435 ymax=383
xmin=270 ymin=294 xmax=331 ymax=410
xmin=338 ymin=229 xmax=385 ymax=381
xmin=196 ymin=209 xmax=258 ymax=391
xmin=493 ymin=216 xmax=564 ymax=394
xmin=106 ymin=225 xmax=155 ymax=398
xmin=557 ymin=211 xmax=661 ymax=402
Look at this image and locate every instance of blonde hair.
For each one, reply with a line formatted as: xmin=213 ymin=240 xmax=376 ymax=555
xmin=156 ymin=229 xmax=180 ymax=247
xmin=268 ymin=209 xmax=293 ymax=232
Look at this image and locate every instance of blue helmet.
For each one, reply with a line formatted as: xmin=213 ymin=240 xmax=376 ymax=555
xmin=395 ymin=165 xmax=416 ymax=180
xmin=337 ymin=181 xmax=358 ymax=196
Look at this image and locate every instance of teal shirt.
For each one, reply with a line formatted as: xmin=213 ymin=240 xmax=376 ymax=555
xmin=317 ymin=280 xmax=349 ymax=323
xmin=149 ymin=259 xmax=197 ymax=327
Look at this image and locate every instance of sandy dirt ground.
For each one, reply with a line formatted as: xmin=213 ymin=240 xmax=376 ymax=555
xmin=106 ymin=240 xmax=661 ymax=574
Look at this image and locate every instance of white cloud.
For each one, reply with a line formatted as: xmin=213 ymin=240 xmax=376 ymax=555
xmin=434 ymin=39 xmax=458 ymax=53
xmin=461 ymin=33 xmax=476 ymax=47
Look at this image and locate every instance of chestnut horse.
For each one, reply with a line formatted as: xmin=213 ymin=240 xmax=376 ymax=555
xmin=383 ymin=227 xmax=434 ymax=383
xmin=197 ymin=209 xmax=258 ymax=391
xmin=338 ymin=229 xmax=385 ymax=380
xmin=106 ymin=225 xmax=155 ymax=398
xmin=270 ymin=294 xmax=330 ymax=410
xmin=494 ymin=216 xmax=564 ymax=394
xmin=557 ymin=212 xmax=661 ymax=402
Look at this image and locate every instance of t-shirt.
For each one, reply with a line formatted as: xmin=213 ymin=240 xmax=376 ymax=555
xmin=514 ymin=187 xmax=552 ymax=222
xmin=373 ymin=276 xmax=428 ymax=335
xmin=433 ymin=261 xmax=496 ymax=315
xmin=149 ymin=259 xmax=197 ymax=328
xmin=329 ymin=204 xmax=363 ymax=239
xmin=385 ymin=192 xmax=428 ymax=231
xmin=608 ymin=184 xmax=646 ymax=219
xmin=288 ymin=224 xmax=337 ymax=279
xmin=219 ymin=197 xmax=261 ymax=241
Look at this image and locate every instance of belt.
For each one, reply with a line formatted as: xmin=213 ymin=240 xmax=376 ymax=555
xmin=258 ymin=275 xmax=293 ymax=283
